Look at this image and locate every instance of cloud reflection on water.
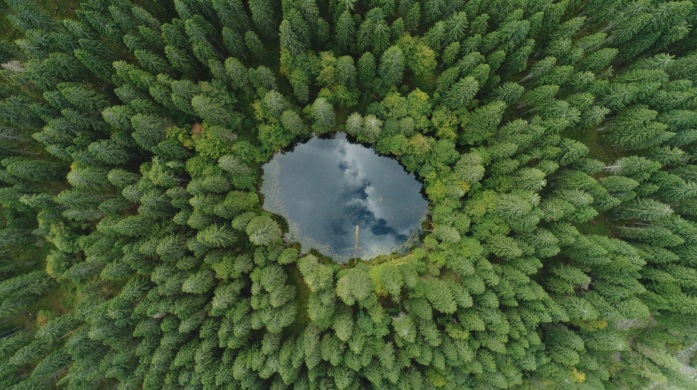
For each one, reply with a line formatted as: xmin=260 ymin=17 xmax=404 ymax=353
xmin=261 ymin=133 xmax=428 ymax=262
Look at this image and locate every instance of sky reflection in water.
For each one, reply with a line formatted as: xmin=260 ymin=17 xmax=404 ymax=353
xmin=261 ymin=133 xmax=428 ymax=262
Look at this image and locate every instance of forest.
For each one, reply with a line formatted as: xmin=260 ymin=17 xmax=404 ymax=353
xmin=1 ymin=0 xmax=697 ymax=388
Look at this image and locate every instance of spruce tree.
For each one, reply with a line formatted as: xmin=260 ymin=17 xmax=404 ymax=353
xmin=0 ymin=0 xmax=696 ymax=388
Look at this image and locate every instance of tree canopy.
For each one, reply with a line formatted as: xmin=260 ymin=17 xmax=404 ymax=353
xmin=0 ymin=0 xmax=697 ymax=388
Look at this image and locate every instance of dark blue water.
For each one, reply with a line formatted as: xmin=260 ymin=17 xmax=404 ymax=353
xmin=261 ymin=133 xmax=427 ymax=262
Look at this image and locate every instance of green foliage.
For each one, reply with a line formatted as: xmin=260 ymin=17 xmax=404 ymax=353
xmin=197 ymin=224 xmax=237 ymax=248
xmin=1 ymin=0 xmax=697 ymax=388
xmin=297 ymin=255 xmax=333 ymax=293
xmin=245 ymin=215 xmax=282 ymax=246
xmin=378 ymin=45 xmax=405 ymax=88
xmin=336 ymin=267 xmax=373 ymax=305
xmin=308 ymin=97 xmax=335 ymax=134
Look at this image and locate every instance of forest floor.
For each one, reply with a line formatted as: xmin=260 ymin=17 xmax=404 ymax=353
xmin=0 ymin=1 xmax=79 ymax=42
xmin=565 ymin=125 xmax=622 ymax=237
xmin=2 ymin=238 xmax=72 ymax=333
xmin=576 ymin=215 xmax=614 ymax=236
xmin=286 ymin=265 xmax=311 ymax=337
xmin=569 ymin=125 xmax=623 ymax=164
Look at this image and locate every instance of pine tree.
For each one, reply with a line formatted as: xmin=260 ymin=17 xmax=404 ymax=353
xmin=443 ymin=76 xmax=479 ymax=110
xmin=379 ymin=46 xmax=405 ymax=88
xmin=197 ymin=224 xmax=237 ymax=248
xmin=309 ymin=97 xmax=336 ymax=134
xmin=248 ymin=0 xmax=278 ymax=39
xmin=191 ymin=94 xmax=234 ymax=126
xmin=2 ymin=1 xmax=697 ymax=388
xmin=297 ymin=255 xmax=333 ymax=293
xmin=336 ymin=267 xmax=373 ymax=305
xmin=246 ymin=216 xmax=282 ymax=246
xmin=335 ymin=11 xmax=355 ymax=53
xmin=130 ymin=113 xmax=168 ymax=151
xmin=279 ymin=11 xmax=309 ymax=56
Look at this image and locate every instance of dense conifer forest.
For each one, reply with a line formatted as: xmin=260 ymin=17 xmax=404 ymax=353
xmin=2 ymin=0 xmax=697 ymax=388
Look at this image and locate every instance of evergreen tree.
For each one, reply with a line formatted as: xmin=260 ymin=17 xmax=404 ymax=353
xmin=378 ymin=46 xmax=405 ymax=88
xmin=309 ymin=97 xmax=336 ymax=134
xmin=1 ymin=1 xmax=697 ymax=388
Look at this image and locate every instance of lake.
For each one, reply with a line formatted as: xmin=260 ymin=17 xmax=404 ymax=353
xmin=261 ymin=133 xmax=428 ymax=262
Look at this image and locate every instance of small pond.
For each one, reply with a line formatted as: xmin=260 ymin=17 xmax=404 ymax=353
xmin=261 ymin=133 xmax=428 ymax=263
